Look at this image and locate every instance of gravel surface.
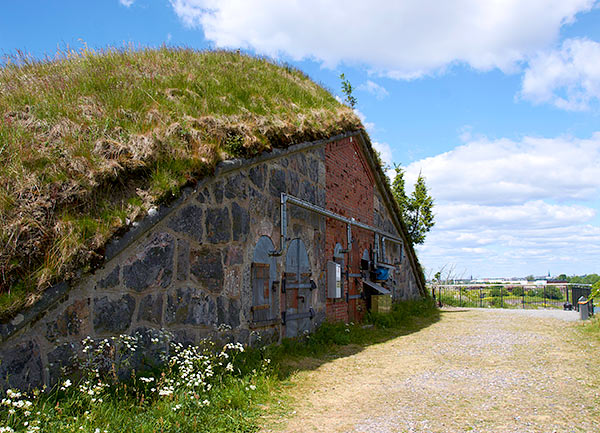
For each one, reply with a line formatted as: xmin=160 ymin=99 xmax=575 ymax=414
xmin=266 ymin=309 xmax=600 ymax=433
xmin=454 ymin=306 xmax=581 ymax=321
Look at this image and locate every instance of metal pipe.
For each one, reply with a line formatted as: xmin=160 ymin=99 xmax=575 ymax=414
xmin=340 ymin=223 xmax=353 ymax=254
xmin=269 ymin=193 xmax=288 ymax=256
xmin=374 ymin=233 xmax=380 ymax=268
xmin=284 ymin=194 xmax=403 ymax=243
xmin=270 ymin=193 xmax=405 ymax=262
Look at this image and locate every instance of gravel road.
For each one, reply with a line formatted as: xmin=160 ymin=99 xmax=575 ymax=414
xmin=266 ymin=308 xmax=600 ymax=433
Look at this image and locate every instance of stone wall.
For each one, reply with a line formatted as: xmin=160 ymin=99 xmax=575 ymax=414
xmin=0 ymin=132 xmax=424 ymax=391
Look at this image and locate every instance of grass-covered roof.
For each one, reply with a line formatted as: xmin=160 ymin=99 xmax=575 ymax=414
xmin=0 ymin=47 xmax=361 ymax=317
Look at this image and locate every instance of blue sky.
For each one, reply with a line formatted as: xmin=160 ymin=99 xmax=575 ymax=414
xmin=2 ymin=1 xmax=600 ymax=278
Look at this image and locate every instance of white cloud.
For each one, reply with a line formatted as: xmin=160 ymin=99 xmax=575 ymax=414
xmin=521 ymin=38 xmax=600 ymax=110
xmin=167 ymin=0 xmax=594 ymax=79
xmin=404 ymin=132 xmax=600 ymax=277
xmin=353 ymin=108 xmax=375 ymax=133
xmin=372 ymin=141 xmax=393 ymax=169
xmin=358 ymin=80 xmax=389 ymax=100
xmin=435 ymin=201 xmax=595 ymax=231
xmin=404 ymin=133 xmax=600 ymax=205
xmin=119 ymin=0 xmax=135 ymax=6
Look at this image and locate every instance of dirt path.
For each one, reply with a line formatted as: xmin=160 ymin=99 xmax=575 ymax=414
xmin=265 ymin=308 xmax=600 ymax=433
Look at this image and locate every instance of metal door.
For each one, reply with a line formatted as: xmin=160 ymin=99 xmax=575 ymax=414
xmin=283 ymin=238 xmax=314 ymax=338
xmin=251 ymin=236 xmax=278 ymax=322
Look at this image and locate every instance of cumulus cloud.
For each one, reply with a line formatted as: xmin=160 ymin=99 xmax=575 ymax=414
xmin=435 ymin=201 xmax=595 ymax=231
xmin=358 ymin=80 xmax=389 ymax=100
xmin=119 ymin=0 xmax=135 ymax=6
xmin=372 ymin=141 xmax=393 ymax=169
xmin=167 ymin=0 xmax=594 ymax=79
xmin=405 ymin=132 xmax=600 ymax=277
xmin=521 ymin=38 xmax=600 ymax=110
xmin=404 ymin=133 xmax=600 ymax=205
xmin=353 ymin=108 xmax=375 ymax=133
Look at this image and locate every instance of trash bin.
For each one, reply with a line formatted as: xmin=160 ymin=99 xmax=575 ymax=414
xmin=578 ymin=296 xmax=589 ymax=320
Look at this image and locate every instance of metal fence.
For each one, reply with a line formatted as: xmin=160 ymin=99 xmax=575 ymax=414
xmin=429 ymin=284 xmax=594 ymax=311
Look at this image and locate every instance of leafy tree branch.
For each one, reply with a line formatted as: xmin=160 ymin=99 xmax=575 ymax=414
xmin=391 ymin=164 xmax=435 ymax=245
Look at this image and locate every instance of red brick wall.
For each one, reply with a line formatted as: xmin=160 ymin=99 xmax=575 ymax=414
xmin=325 ymin=136 xmax=375 ymax=322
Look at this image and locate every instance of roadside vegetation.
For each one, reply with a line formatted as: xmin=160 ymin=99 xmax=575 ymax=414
xmin=0 ymin=47 xmax=361 ymax=319
xmin=0 ymin=299 xmax=437 ymax=433
xmin=580 ymin=314 xmax=600 ymax=343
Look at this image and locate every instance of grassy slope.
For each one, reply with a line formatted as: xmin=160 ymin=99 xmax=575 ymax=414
xmin=0 ymin=47 xmax=360 ymax=317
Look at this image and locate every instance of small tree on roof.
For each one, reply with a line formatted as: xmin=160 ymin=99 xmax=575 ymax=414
xmin=339 ymin=73 xmax=357 ymax=108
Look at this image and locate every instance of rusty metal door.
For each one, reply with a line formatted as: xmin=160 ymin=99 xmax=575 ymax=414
xmin=283 ymin=238 xmax=314 ymax=338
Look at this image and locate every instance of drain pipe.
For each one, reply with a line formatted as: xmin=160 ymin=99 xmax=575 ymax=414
xmin=374 ymin=233 xmax=379 ymax=268
xmin=269 ymin=193 xmax=288 ymax=256
xmin=340 ymin=222 xmax=353 ymax=254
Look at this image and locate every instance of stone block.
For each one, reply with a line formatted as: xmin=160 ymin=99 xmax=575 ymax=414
xmin=225 ymin=245 xmax=244 ymax=265
xmin=249 ymin=187 xmax=277 ymax=220
xmin=46 ymin=299 xmax=90 ymax=342
xmin=249 ymin=165 xmax=265 ymax=189
xmin=190 ymin=247 xmax=224 ymax=293
xmin=217 ymin=297 xmax=241 ymax=328
xmin=223 ymin=266 xmax=242 ymax=298
xmin=316 ymin=186 xmax=326 ymax=207
xmin=0 ymin=340 xmax=43 ymax=391
xmin=288 ymin=171 xmax=300 ymax=196
xmin=196 ymin=187 xmax=210 ymax=204
xmin=231 ymin=202 xmax=249 ymax=242
xmin=309 ymin=159 xmax=319 ymax=182
xmin=93 ymin=295 xmax=135 ymax=334
xmin=269 ymin=168 xmax=286 ymax=198
xmin=211 ymin=180 xmax=224 ymax=204
xmin=47 ymin=342 xmax=77 ymax=386
xmin=205 ymin=207 xmax=231 ymax=243
xmin=127 ymin=327 xmax=169 ymax=373
xmin=290 ymin=152 xmax=308 ymax=174
xmin=300 ymin=180 xmax=316 ymax=203
xmin=97 ymin=265 xmax=120 ymax=290
xmin=137 ymin=294 xmax=163 ymax=325
xmin=166 ymin=287 xmax=217 ymax=326
xmin=224 ymin=172 xmax=247 ymax=200
xmin=123 ymin=232 xmax=174 ymax=292
xmin=176 ymin=239 xmax=190 ymax=282
xmin=167 ymin=204 xmax=203 ymax=242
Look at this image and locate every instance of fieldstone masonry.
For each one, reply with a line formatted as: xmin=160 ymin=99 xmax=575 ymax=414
xmin=0 ymin=131 xmax=424 ymax=391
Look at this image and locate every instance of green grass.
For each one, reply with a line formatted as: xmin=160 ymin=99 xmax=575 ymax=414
xmin=0 ymin=47 xmax=361 ymax=318
xmin=579 ymin=314 xmax=600 ymax=343
xmin=0 ymin=299 xmax=437 ymax=432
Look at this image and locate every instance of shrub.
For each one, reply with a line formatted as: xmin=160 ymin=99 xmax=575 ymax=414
xmin=512 ymin=287 xmax=524 ymax=297
xmin=489 ymin=287 xmax=509 ymax=297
